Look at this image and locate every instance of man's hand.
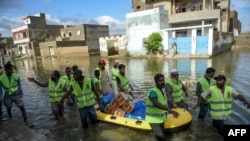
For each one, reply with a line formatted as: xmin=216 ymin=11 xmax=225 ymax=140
xmin=169 ymin=109 xmax=180 ymax=118
xmin=192 ymin=104 xmax=199 ymax=110
xmin=28 ymin=77 xmax=35 ymax=82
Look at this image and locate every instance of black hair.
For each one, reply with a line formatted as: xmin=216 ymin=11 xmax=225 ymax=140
xmin=4 ymin=63 xmax=13 ymax=69
xmin=118 ymin=64 xmax=125 ymax=70
xmin=72 ymin=65 xmax=78 ymax=71
xmin=154 ymin=74 xmax=164 ymax=83
xmin=206 ymin=67 xmax=216 ymax=74
xmin=94 ymin=69 xmax=100 ymax=76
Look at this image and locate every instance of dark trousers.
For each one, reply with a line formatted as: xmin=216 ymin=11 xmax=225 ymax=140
xmin=149 ymin=123 xmax=166 ymax=141
xmin=198 ymin=103 xmax=209 ymax=118
xmin=78 ymin=105 xmax=97 ymax=128
xmin=212 ymin=119 xmax=224 ymax=136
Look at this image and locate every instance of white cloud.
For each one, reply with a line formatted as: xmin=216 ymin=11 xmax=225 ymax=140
xmin=0 ymin=13 xmax=126 ymax=37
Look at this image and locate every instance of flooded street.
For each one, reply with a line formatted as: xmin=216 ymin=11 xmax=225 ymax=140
xmin=1 ymin=48 xmax=250 ymax=141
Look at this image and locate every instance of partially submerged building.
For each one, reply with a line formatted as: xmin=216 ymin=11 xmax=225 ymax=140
xmin=39 ymin=24 xmax=109 ymax=58
xmin=127 ymin=0 xmax=236 ymax=57
xmin=11 ymin=13 xmax=63 ymax=57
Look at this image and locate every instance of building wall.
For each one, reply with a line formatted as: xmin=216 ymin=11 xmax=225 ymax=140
xmin=233 ymin=35 xmax=250 ymax=48
xmin=39 ymin=41 xmax=88 ymax=57
xmin=126 ymin=8 xmax=168 ymax=56
xmin=60 ymin=25 xmax=85 ymax=40
xmin=212 ymin=31 xmax=233 ymax=55
xmin=99 ymin=35 xmax=127 ymax=57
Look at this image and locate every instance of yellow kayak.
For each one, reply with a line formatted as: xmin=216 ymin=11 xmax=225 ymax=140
xmin=96 ymin=107 xmax=192 ymax=133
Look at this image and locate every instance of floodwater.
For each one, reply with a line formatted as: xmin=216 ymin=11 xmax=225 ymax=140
xmin=3 ymin=48 xmax=250 ymax=141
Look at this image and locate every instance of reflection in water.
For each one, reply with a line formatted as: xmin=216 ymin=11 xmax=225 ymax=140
xmin=9 ymin=49 xmax=250 ymax=141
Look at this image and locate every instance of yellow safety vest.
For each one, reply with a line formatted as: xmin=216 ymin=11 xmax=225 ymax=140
xmin=71 ymin=78 xmax=95 ymax=108
xmin=208 ymin=86 xmax=233 ymax=117
xmin=0 ymin=73 xmax=19 ymax=95
xmin=166 ymin=78 xmax=183 ymax=103
xmin=48 ymin=79 xmax=66 ymax=102
xmin=146 ymin=87 xmax=167 ymax=123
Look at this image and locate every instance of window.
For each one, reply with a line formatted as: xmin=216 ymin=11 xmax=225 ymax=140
xmin=69 ymin=32 xmax=72 ymax=36
xmin=176 ymin=3 xmax=186 ymax=13
xmin=136 ymin=6 xmax=141 ymax=10
xmin=23 ymin=32 xmax=27 ymax=38
xmin=176 ymin=31 xmax=187 ymax=37
xmin=197 ymin=30 xmax=202 ymax=36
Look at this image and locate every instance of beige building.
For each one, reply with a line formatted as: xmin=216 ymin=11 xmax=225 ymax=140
xmin=11 ymin=13 xmax=64 ymax=57
xmin=39 ymin=24 xmax=109 ymax=58
xmin=229 ymin=10 xmax=241 ymax=36
xmin=132 ymin=0 xmax=231 ymax=33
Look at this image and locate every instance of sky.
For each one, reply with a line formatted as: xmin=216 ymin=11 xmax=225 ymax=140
xmin=0 ymin=0 xmax=249 ymax=37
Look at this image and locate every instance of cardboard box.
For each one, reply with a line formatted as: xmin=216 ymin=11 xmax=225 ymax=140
xmin=121 ymin=101 xmax=134 ymax=113
xmin=113 ymin=108 xmax=126 ymax=117
xmin=104 ymin=104 xmax=116 ymax=115
xmin=119 ymin=92 xmax=133 ymax=101
xmin=114 ymin=94 xmax=126 ymax=106
xmin=109 ymin=99 xmax=120 ymax=109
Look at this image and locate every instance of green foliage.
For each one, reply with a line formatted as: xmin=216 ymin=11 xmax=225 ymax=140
xmin=143 ymin=32 xmax=163 ymax=55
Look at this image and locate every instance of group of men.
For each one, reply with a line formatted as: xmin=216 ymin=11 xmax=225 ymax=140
xmin=1 ymin=60 xmax=250 ymax=140
xmin=27 ymin=59 xmax=134 ymax=128
xmin=147 ymin=67 xmax=250 ymax=141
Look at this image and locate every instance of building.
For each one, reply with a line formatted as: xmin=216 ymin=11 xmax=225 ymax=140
xmin=229 ymin=10 xmax=241 ymax=36
xmin=39 ymin=24 xmax=109 ymax=58
xmin=0 ymin=35 xmax=14 ymax=65
xmin=129 ymin=0 xmax=234 ymax=57
xmin=11 ymin=13 xmax=64 ymax=57
xmin=99 ymin=35 xmax=127 ymax=57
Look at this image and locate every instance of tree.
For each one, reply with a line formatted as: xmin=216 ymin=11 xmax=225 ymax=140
xmin=143 ymin=32 xmax=163 ymax=55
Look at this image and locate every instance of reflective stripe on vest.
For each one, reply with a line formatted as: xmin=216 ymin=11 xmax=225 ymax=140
xmin=117 ymin=73 xmax=130 ymax=92
xmin=111 ymin=67 xmax=119 ymax=83
xmin=61 ymin=74 xmax=74 ymax=88
xmin=72 ymin=78 xmax=95 ymax=108
xmin=166 ymin=78 xmax=183 ymax=102
xmin=209 ymin=86 xmax=233 ymax=117
xmin=48 ymin=79 xmax=66 ymax=102
xmin=146 ymin=87 xmax=167 ymax=123
xmin=0 ymin=73 xmax=19 ymax=95
xmin=198 ymin=77 xmax=215 ymax=92
xmin=93 ymin=77 xmax=102 ymax=98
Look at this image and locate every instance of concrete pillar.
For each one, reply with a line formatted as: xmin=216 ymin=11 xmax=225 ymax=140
xmin=208 ymin=27 xmax=213 ymax=55
xmin=203 ymin=0 xmax=205 ymax=10
xmin=162 ymin=31 xmax=169 ymax=51
xmin=191 ymin=29 xmax=197 ymax=55
xmin=172 ymin=0 xmax=175 ymax=14
xmin=202 ymin=20 xmax=205 ymax=36
xmin=172 ymin=31 xmax=176 ymax=38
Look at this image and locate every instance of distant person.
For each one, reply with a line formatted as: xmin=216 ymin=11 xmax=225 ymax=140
xmin=171 ymin=42 xmax=177 ymax=57
xmin=196 ymin=67 xmax=216 ymax=119
xmin=61 ymin=67 xmax=75 ymax=105
xmin=165 ymin=68 xmax=188 ymax=110
xmin=146 ymin=73 xmax=179 ymax=141
xmin=0 ymin=68 xmax=6 ymax=121
xmin=193 ymin=74 xmax=250 ymax=136
xmin=28 ymin=70 xmax=67 ymax=120
xmin=72 ymin=65 xmax=78 ymax=74
xmin=94 ymin=60 xmax=113 ymax=95
xmin=116 ymin=64 xmax=134 ymax=98
xmin=60 ymin=70 xmax=100 ymax=128
xmin=0 ymin=63 xmax=31 ymax=126
xmin=110 ymin=59 xmax=120 ymax=95
xmin=93 ymin=69 xmax=103 ymax=99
